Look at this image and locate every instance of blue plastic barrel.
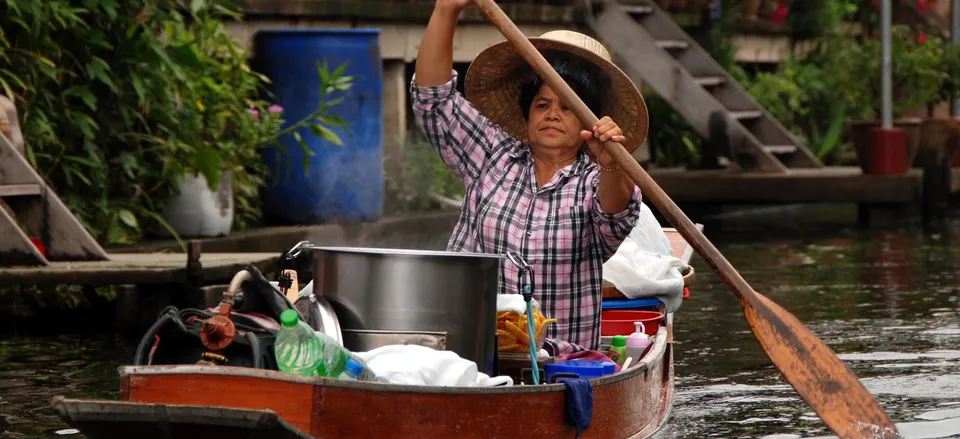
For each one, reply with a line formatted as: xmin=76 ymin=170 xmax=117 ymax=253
xmin=254 ymin=29 xmax=384 ymax=224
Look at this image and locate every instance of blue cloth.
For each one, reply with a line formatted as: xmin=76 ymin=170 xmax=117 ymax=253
xmin=556 ymin=377 xmax=593 ymax=438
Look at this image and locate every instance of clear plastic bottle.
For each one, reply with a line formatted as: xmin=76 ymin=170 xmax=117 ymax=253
xmin=275 ymin=309 xmax=348 ymax=377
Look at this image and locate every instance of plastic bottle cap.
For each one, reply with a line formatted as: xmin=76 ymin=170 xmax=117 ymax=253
xmin=612 ymin=335 xmax=627 ymax=347
xmin=345 ymin=359 xmax=363 ymax=376
xmin=633 ymin=321 xmax=646 ymax=334
xmin=280 ymin=309 xmax=300 ymax=328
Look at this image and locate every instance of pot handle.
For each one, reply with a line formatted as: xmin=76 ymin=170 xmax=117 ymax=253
xmin=505 ymin=251 xmax=529 ymax=271
xmin=505 ymin=251 xmax=534 ymax=299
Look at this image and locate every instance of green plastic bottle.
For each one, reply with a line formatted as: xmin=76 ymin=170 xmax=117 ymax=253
xmin=275 ymin=309 xmax=349 ymax=377
xmin=607 ymin=335 xmax=627 ymax=366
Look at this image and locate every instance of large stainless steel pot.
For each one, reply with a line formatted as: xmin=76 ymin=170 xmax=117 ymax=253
xmin=308 ymin=247 xmax=504 ymax=375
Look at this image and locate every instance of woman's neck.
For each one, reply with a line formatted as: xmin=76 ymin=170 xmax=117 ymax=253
xmin=530 ymin=147 xmax=578 ymax=188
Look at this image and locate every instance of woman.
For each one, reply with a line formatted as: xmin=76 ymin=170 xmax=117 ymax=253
xmin=412 ymin=0 xmax=649 ymax=355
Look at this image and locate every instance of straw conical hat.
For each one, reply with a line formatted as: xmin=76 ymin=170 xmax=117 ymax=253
xmin=464 ymin=30 xmax=648 ymax=152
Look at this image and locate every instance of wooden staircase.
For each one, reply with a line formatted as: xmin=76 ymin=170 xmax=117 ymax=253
xmin=585 ymin=0 xmax=824 ymax=173
xmin=0 ymin=96 xmax=109 ymax=267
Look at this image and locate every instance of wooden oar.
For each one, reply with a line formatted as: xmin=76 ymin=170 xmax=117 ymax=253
xmin=470 ymin=1 xmax=901 ymax=437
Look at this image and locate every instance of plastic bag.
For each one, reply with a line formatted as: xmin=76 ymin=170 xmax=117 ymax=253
xmin=629 ymin=203 xmax=673 ymax=257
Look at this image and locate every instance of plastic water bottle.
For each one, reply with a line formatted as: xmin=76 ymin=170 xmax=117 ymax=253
xmin=275 ymin=309 xmax=348 ymax=377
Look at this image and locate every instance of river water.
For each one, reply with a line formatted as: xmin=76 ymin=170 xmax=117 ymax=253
xmin=1 ymin=204 xmax=958 ymax=438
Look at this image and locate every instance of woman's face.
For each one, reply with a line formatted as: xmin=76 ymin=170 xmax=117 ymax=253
xmin=525 ymin=83 xmax=583 ymax=153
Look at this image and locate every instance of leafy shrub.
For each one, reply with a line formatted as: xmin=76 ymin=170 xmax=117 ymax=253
xmin=0 ymin=0 xmax=350 ymax=244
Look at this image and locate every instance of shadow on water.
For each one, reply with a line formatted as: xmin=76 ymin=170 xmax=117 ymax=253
xmin=1 ymin=203 xmax=959 ymax=438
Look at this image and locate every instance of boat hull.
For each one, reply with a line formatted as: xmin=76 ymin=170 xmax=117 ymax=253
xmin=54 ymin=323 xmax=673 ymax=439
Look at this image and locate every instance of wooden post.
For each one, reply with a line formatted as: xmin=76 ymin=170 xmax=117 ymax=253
xmin=919 ymin=138 xmax=950 ymax=226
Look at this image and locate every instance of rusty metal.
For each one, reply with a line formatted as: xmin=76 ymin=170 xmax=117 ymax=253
xmin=196 ymin=352 xmax=228 ymax=366
xmin=199 ymin=270 xmax=251 ymax=351
xmin=199 ymin=297 xmax=236 ymax=351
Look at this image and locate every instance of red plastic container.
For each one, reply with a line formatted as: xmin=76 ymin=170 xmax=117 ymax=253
xmin=869 ymin=127 xmax=907 ymax=175
xmin=600 ymin=310 xmax=664 ymax=337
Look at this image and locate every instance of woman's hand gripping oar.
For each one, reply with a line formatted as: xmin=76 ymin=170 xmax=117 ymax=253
xmin=469 ymin=1 xmax=901 ymax=437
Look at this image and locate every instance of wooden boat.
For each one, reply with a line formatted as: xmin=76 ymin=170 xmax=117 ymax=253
xmin=51 ymin=227 xmax=697 ymax=439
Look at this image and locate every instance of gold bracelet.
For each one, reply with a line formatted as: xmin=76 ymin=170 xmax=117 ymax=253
xmin=594 ymin=158 xmax=621 ymax=172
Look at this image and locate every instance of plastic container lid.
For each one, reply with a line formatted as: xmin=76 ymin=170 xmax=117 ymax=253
xmin=612 ymin=335 xmax=627 ymax=347
xmin=544 ymin=360 xmax=617 ymax=380
xmin=345 ymin=359 xmax=363 ymax=377
xmin=280 ymin=309 xmax=300 ymax=328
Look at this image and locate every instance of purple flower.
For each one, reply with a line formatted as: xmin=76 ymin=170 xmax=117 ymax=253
xmin=248 ymin=105 xmax=260 ymax=117
xmin=268 ymin=105 xmax=283 ymax=113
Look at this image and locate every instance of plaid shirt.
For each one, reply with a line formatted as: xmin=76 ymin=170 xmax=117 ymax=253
xmin=411 ymin=71 xmax=642 ymax=354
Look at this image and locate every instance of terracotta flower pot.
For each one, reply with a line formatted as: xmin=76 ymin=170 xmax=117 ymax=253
xmin=849 ymin=118 xmax=923 ymax=173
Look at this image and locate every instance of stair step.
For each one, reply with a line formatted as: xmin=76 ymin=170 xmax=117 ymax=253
xmin=762 ymin=144 xmax=798 ymax=155
xmin=620 ymin=5 xmax=654 ymax=14
xmin=656 ymin=40 xmax=690 ymax=50
xmin=694 ymin=76 xmax=727 ymax=87
xmin=731 ymin=110 xmax=763 ymax=120
xmin=0 ymin=184 xmax=41 ymax=197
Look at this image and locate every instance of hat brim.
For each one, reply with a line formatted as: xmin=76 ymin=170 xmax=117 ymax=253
xmin=464 ymin=37 xmax=648 ymax=154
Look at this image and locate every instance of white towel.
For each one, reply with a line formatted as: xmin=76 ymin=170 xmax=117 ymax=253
xmin=354 ymin=345 xmax=513 ymax=387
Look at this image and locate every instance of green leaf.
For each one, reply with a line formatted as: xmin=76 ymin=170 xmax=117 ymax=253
xmin=64 ymin=155 xmax=99 ymax=168
xmin=77 ymin=87 xmax=97 ymax=110
xmin=118 ymin=209 xmax=139 ymax=229
xmin=67 ymin=167 xmax=92 ymax=186
xmin=309 ymin=124 xmax=343 ymax=146
xmin=171 ymin=43 xmax=202 ymax=68
xmin=193 ymin=144 xmax=224 ymax=189
xmin=191 ymin=0 xmax=206 ymax=14
xmin=107 ymin=217 xmax=128 ymax=244
xmin=140 ymin=209 xmax=186 ymax=252
xmin=330 ymin=61 xmax=348 ymax=80
xmin=317 ymin=115 xmax=349 ymax=127
xmin=130 ymin=73 xmax=146 ymax=105
xmin=86 ymin=56 xmax=118 ymax=92
xmin=0 ymin=78 xmax=14 ymax=104
xmin=119 ymin=152 xmax=137 ymax=178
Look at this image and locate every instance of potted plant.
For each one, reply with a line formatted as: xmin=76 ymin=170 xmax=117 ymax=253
xmin=929 ymin=42 xmax=960 ymax=167
xmin=847 ymin=26 xmax=944 ymax=172
xmin=153 ymin=6 xmax=351 ymax=239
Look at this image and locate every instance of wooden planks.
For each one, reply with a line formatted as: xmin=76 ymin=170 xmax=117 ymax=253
xmin=0 ymin=130 xmax=108 ymax=262
xmin=0 ymin=252 xmax=278 ymax=286
xmin=649 ymin=167 xmax=924 ymax=204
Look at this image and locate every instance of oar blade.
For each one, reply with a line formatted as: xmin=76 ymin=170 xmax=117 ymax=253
xmin=744 ymin=292 xmax=902 ymax=439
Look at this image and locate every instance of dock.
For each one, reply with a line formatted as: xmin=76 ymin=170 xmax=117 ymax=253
xmin=0 ymin=252 xmax=279 ymax=287
xmin=646 ymin=167 xmax=956 ymax=203
xmin=646 ymin=166 xmax=960 ymax=224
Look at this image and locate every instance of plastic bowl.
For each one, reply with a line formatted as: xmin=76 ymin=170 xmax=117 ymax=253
xmin=600 ymin=310 xmax=664 ymax=337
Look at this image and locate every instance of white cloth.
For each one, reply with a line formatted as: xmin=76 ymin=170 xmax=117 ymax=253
xmin=496 ymin=294 xmax=539 ymax=315
xmin=354 ymin=345 xmax=513 ymax=387
xmin=602 ymin=203 xmax=688 ymax=312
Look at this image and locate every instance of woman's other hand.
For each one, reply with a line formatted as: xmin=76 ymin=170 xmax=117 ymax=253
xmin=581 ymin=116 xmax=626 ymax=168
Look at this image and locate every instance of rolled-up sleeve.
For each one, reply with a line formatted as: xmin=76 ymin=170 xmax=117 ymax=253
xmin=588 ymin=173 xmax=642 ymax=262
xmin=410 ymin=70 xmax=511 ymax=186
